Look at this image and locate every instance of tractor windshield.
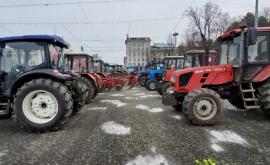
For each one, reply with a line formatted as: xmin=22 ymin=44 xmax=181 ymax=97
xmin=1 ymin=41 xmax=46 ymax=73
xmin=164 ymin=58 xmax=184 ymax=70
xmin=184 ymin=54 xmax=201 ymax=68
xmin=218 ymin=36 xmax=240 ymax=65
xmin=49 ymin=44 xmax=65 ymax=69
xmin=247 ymin=35 xmax=270 ymax=63
xmin=70 ymin=56 xmax=87 ymax=72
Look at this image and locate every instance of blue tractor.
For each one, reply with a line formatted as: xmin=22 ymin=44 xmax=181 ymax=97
xmin=143 ymin=62 xmax=164 ymax=91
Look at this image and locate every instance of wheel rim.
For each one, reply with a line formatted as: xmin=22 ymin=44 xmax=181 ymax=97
xmin=149 ymin=82 xmax=155 ymax=90
xmin=22 ymin=90 xmax=59 ymax=124
xmin=193 ymin=97 xmax=217 ymax=121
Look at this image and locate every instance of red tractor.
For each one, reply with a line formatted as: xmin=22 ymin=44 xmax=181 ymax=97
xmin=163 ymin=26 xmax=270 ymax=125
xmin=65 ymin=52 xmax=103 ymax=102
xmin=156 ymin=56 xmax=184 ymax=95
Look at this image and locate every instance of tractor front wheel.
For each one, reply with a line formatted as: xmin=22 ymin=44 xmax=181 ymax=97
xmin=145 ymin=79 xmax=156 ymax=91
xmin=161 ymin=83 xmax=171 ymax=95
xmin=182 ymin=88 xmax=223 ymax=126
xmin=139 ymin=77 xmax=147 ymax=87
xmin=258 ymin=80 xmax=270 ymax=117
xmin=14 ymin=79 xmax=73 ymax=132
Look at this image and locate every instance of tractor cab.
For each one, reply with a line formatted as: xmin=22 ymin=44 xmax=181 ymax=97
xmin=163 ymin=27 xmax=270 ymax=126
xmin=184 ymin=50 xmax=217 ymax=68
xmin=156 ymin=56 xmax=184 ymax=95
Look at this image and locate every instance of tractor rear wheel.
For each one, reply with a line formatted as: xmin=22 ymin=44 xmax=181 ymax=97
xmin=145 ymin=79 xmax=156 ymax=91
xmin=80 ymin=77 xmax=95 ymax=103
xmin=139 ymin=77 xmax=147 ymax=87
xmin=258 ymin=80 xmax=270 ymax=116
xmin=14 ymin=79 xmax=73 ymax=132
xmin=182 ymin=88 xmax=223 ymax=126
xmin=161 ymin=83 xmax=171 ymax=95
xmin=72 ymin=78 xmax=88 ymax=114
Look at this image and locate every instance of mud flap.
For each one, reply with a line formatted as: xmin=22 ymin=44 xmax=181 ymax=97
xmin=162 ymin=93 xmax=178 ymax=106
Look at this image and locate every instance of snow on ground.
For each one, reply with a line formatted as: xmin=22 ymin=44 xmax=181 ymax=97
xmin=170 ymin=115 xmax=182 ymax=120
xmin=209 ymin=130 xmax=249 ymax=146
xmin=0 ymin=150 xmax=8 ymax=157
xmin=101 ymin=121 xmax=130 ymax=135
xmin=139 ymin=95 xmax=161 ymax=99
xmin=86 ymin=107 xmax=107 ymax=111
xmin=208 ymin=130 xmax=249 ymax=152
xmin=100 ymin=100 xmax=127 ymax=107
xmin=136 ymin=104 xmax=163 ymax=113
xmin=134 ymin=93 xmax=146 ymax=96
xmin=211 ymin=144 xmax=224 ymax=152
xmin=110 ymin=94 xmax=124 ymax=97
xmin=126 ymin=146 xmax=170 ymax=165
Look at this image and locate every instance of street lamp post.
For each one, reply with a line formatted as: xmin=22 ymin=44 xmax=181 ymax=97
xmin=172 ymin=32 xmax=179 ymax=56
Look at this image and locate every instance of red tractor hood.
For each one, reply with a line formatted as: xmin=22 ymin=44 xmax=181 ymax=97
xmin=172 ymin=64 xmax=234 ymax=93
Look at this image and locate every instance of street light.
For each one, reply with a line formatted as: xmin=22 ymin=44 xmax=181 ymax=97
xmin=172 ymin=32 xmax=179 ymax=56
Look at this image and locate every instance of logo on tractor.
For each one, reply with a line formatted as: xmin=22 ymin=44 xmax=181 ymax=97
xmin=194 ymin=67 xmax=226 ymax=74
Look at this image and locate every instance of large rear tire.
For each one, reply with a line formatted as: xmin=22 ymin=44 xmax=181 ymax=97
xmin=182 ymin=88 xmax=223 ymax=126
xmin=14 ymin=79 xmax=73 ymax=132
xmin=145 ymin=79 xmax=156 ymax=91
xmin=258 ymin=80 xmax=270 ymax=116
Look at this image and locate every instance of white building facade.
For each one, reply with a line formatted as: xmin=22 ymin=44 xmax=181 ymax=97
xmin=125 ymin=37 xmax=151 ymax=67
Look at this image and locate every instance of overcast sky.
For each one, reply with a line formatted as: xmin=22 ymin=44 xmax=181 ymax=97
xmin=0 ymin=0 xmax=269 ymax=64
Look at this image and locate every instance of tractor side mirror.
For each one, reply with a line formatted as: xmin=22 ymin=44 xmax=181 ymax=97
xmin=247 ymin=28 xmax=257 ymax=45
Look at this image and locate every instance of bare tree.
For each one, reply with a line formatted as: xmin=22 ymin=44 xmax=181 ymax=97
xmin=185 ymin=1 xmax=222 ymax=65
xmin=263 ymin=7 xmax=270 ymax=20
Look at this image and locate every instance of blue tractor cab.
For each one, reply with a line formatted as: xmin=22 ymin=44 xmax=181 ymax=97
xmin=143 ymin=62 xmax=164 ymax=91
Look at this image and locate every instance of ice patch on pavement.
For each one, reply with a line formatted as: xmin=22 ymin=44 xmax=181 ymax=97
xmin=209 ymin=130 xmax=249 ymax=146
xmin=170 ymin=115 xmax=182 ymax=120
xmin=211 ymin=144 xmax=224 ymax=152
xmin=101 ymin=121 xmax=130 ymax=135
xmin=126 ymin=146 xmax=169 ymax=165
xmin=110 ymin=94 xmax=124 ymax=97
xmin=136 ymin=104 xmax=163 ymax=113
xmin=100 ymin=100 xmax=127 ymax=107
xmin=87 ymin=107 xmax=107 ymax=111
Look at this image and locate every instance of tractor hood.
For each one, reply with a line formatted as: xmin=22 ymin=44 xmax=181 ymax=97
xmin=171 ymin=64 xmax=234 ymax=93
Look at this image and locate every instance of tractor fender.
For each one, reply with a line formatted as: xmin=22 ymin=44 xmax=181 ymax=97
xmin=81 ymin=73 xmax=98 ymax=87
xmin=252 ymin=64 xmax=270 ymax=83
xmin=9 ymin=69 xmax=69 ymax=96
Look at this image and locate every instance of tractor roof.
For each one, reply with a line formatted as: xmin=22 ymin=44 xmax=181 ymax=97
xmin=185 ymin=50 xmax=216 ymax=55
xmin=0 ymin=35 xmax=69 ymax=48
xmin=217 ymin=27 xmax=270 ymax=41
xmin=65 ymin=52 xmax=93 ymax=58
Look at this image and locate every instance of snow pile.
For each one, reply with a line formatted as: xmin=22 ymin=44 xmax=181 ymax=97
xmin=126 ymin=146 xmax=170 ymax=165
xmin=100 ymin=100 xmax=127 ymax=107
xmin=170 ymin=115 xmax=182 ymax=120
xmin=208 ymin=130 xmax=249 ymax=153
xmin=211 ymin=144 xmax=224 ymax=152
xmin=136 ymin=104 xmax=163 ymax=113
xmin=101 ymin=121 xmax=130 ymax=135
xmin=209 ymin=130 xmax=249 ymax=146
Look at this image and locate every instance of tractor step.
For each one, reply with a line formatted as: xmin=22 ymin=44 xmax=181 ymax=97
xmin=240 ymin=83 xmax=260 ymax=110
xmin=0 ymin=103 xmax=9 ymax=115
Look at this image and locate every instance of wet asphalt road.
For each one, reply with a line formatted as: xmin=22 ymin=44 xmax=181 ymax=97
xmin=0 ymin=86 xmax=270 ymax=165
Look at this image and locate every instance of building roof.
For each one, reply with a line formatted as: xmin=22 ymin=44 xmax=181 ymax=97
xmin=125 ymin=37 xmax=151 ymax=43
xmin=0 ymin=35 xmax=69 ymax=48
